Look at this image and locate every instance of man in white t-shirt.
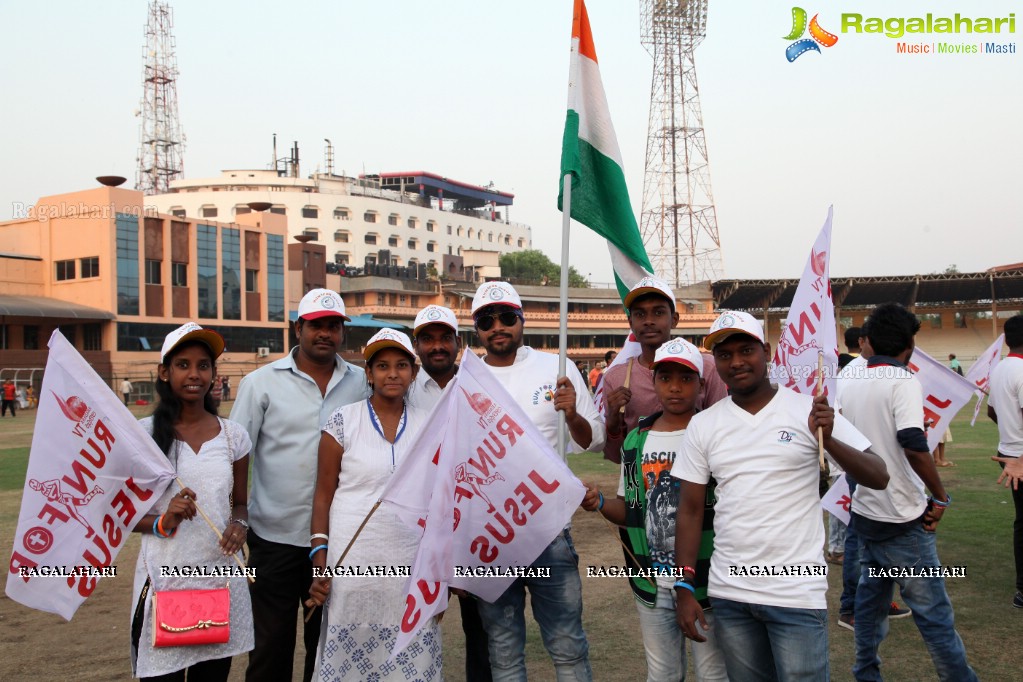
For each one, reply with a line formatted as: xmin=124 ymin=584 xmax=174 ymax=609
xmin=840 ymin=303 xmax=977 ymax=681
xmin=407 ymin=304 xmax=493 ymax=681
xmin=989 ymin=314 xmax=1023 ymax=609
xmin=672 ymin=311 xmax=888 ymax=681
xmin=469 ymin=281 xmax=605 ymax=681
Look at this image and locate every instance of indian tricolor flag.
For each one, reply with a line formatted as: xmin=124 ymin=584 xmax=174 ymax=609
xmin=558 ymin=0 xmax=653 ymax=303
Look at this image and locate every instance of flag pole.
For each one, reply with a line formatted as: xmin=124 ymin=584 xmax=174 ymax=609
xmin=558 ymin=172 xmax=572 ymax=459
xmin=816 ymin=352 xmax=826 ymax=470
xmin=175 ymin=478 xmax=254 ymax=584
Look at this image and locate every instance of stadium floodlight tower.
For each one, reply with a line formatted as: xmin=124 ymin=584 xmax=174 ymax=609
xmin=136 ymin=0 xmax=185 ymax=195
xmin=639 ymin=0 xmax=723 ymax=287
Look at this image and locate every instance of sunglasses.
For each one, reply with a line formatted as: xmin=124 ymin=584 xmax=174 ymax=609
xmin=474 ymin=310 xmax=521 ymax=331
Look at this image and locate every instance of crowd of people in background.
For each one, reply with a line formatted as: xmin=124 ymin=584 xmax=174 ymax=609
xmin=44 ymin=282 xmax=1016 ymax=680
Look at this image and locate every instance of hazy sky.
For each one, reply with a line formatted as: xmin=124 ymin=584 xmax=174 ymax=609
xmin=1 ymin=1 xmax=1019 ymax=284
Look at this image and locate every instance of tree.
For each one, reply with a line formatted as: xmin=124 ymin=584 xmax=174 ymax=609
xmin=499 ymin=250 xmax=589 ymax=287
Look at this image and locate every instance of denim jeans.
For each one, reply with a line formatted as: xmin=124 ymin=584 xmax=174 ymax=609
xmin=633 ymin=589 xmax=728 ymax=682
xmin=852 ymin=519 xmax=978 ymax=682
xmin=828 ymin=513 xmax=848 ymax=555
xmin=710 ymin=597 xmax=828 ymax=681
xmin=477 ymin=529 xmax=591 ymax=681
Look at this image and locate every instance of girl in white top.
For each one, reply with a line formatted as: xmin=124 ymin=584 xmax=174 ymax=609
xmin=130 ymin=323 xmax=253 ymax=680
xmin=308 ymin=329 xmax=440 ymax=681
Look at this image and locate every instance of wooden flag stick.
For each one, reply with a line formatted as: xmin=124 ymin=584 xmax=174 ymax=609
xmin=303 ymin=499 xmax=382 ymax=622
xmin=619 ymin=358 xmax=635 ymax=414
xmin=175 ymin=478 xmax=254 ymax=584
xmin=597 ymin=511 xmax=657 ymax=591
xmin=815 ymin=352 xmax=826 ymax=471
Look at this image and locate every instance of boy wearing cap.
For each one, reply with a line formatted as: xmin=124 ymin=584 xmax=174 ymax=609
xmin=469 ymin=280 xmax=604 ymax=681
xmin=408 ymin=304 xmax=493 ymax=681
xmin=583 ymin=339 xmax=727 ymax=681
xmin=672 ymin=311 xmax=888 ymax=681
xmin=231 ymin=288 xmax=370 ymax=682
xmin=840 ymin=304 xmax=977 ymax=681
xmin=602 ymin=276 xmax=726 ymax=465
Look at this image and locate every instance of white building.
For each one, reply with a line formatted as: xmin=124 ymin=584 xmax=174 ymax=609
xmin=150 ymin=168 xmax=532 ymax=279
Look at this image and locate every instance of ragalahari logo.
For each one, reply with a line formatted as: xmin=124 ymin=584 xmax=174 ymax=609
xmin=784 ymin=7 xmax=839 ymax=62
xmin=811 ymin=248 xmax=827 ymax=277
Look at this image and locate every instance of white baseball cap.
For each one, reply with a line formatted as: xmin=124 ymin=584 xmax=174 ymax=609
xmin=161 ymin=322 xmax=225 ymax=362
xmin=363 ymin=328 xmax=415 ymax=362
xmin=623 ymin=276 xmax=676 ymax=311
xmin=704 ymin=311 xmax=765 ymax=349
xmin=413 ymin=305 xmax=459 ymax=336
xmin=471 ymin=281 xmax=522 ymax=315
xmin=297 ymin=288 xmax=350 ymax=321
xmin=651 ymin=338 xmax=703 ymax=377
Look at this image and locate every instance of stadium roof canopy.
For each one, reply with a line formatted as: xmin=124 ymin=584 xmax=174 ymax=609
xmin=713 ymin=268 xmax=1023 ymax=312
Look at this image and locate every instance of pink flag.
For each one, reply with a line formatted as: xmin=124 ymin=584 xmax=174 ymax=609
xmin=6 ymin=331 xmax=176 ymax=619
xmin=965 ymin=334 xmax=1004 ymax=425
xmin=908 ymin=349 xmax=978 ymax=452
xmin=771 ymin=207 xmax=839 ymax=400
xmin=382 ymin=350 xmax=587 ymax=654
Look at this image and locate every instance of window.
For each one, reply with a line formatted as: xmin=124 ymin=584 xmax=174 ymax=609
xmin=953 ymin=312 xmax=967 ymax=329
xmin=246 ymin=268 xmax=258 ymax=293
xmin=518 ymin=238 xmax=525 ymax=248
xmin=408 ymin=238 xmax=419 ymax=250
xmin=170 ymin=208 xmax=186 ymax=218
xmin=302 ymin=228 xmax=319 ymax=241
xmin=80 ymin=257 xmax=99 ymax=278
xmin=448 ymin=246 xmax=453 ymax=255
xmin=334 ymin=252 xmax=350 ymax=265
xmin=145 ymin=259 xmax=162 ymax=285
xmin=302 ymin=206 xmax=319 ymax=219
xmin=222 ymin=227 xmax=241 ymax=320
xmin=23 ymin=325 xmax=39 ymax=350
xmin=447 ymin=225 xmax=452 ymax=235
xmin=334 ymin=207 xmax=350 ymax=220
xmin=407 ymin=217 xmax=418 ymax=229
xmin=504 ymin=235 xmax=511 ymax=245
xmin=267 ymin=234 xmax=285 ymax=322
xmin=388 ymin=236 xmax=400 ymax=248
xmin=334 ymin=230 xmax=350 ymax=243
xmin=364 ymin=211 xmax=378 ymax=223
xmin=457 ymin=227 xmax=464 ymax=237
xmin=427 ymin=241 xmax=437 ymax=253
xmin=83 ymin=323 xmax=102 ymax=351
xmin=488 ymin=232 xmax=493 ymax=242
xmin=197 ymin=224 xmax=218 ymax=319
xmin=55 ymin=259 xmax=76 ymax=281
xmin=200 ymin=205 xmax=218 ymax=218
xmin=234 ymin=205 xmax=251 ymax=215
xmin=388 ymin=213 xmax=399 ymax=226
xmin=468 ymin=228 xmax=475 ymax=239
xmin=365 ymin=233 xmax=378 ymax=245
xmin=116 ymin=214 xmax=140 ymax=315
xmin=269 ymin=206 xmax=286 ymax=215
xmin=427 ymin=221 xmax=436 ymax=232
xmin=172 ymin=262 xmax=187 ymax=287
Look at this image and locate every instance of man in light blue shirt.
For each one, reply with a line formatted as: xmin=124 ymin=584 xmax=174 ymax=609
xmin=231 ymin=288 xmax=369 ymax=682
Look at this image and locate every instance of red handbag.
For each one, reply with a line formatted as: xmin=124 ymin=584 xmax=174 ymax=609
xmin=152 ymin=588 xmax=231 ymax=647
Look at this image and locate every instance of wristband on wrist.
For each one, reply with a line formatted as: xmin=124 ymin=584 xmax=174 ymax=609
xmin=231 ymin=518 xmax=249 ymax=530
xmin=680 ymin=565 xmax=696 ymax=578
xmin=930 ymin=494 xmax=951 ymax=508
xmin=156 ymin=514 xmax=176 ymax=538
xmin=596 ymin=491 xmax=605 ymax=511
xmin=309 ymin=544 xmax=328 ymax=560
xmin=310 ymin=533 xmax=329 ymax=544
xmin=673 ymin=580 xmax=695 ymax=594
xmin=152 ymin=516 xmax=161 ymax=536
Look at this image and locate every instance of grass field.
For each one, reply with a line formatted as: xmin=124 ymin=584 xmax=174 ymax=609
xmin=0 ymin=401 xmax=1018 ymax=680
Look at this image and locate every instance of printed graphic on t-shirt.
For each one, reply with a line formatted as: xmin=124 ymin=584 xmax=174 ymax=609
xmin=642 ymin=446 xmax=679 ymax=567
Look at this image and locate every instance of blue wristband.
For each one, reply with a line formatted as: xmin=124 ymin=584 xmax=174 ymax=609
xmin=152 ymin=516 xmax=161 ymax=537
xmin=597 ymin=491 xmax=605 ymax=511
xmin=674 ymin=580 xmax=695 ymax=594
xmin=309 ymin=544 xmax=328 ymax=560
xmin=930 ymin=494 xmax=951 ymax=508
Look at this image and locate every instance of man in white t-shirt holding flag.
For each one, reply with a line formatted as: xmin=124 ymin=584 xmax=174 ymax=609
xmin=839 ymin=303 xmax=978 ymax=681
xmin=6 ymin=331 xmax=176 ymax=619
xmin=672 ymin=311 xmax=888 ymax=680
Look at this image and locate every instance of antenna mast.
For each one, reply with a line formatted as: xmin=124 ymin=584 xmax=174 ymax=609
xmin=136 ymin=1 xmax=185 ymax=195
xmin=639 ymin=0 xmax=723 ymax=286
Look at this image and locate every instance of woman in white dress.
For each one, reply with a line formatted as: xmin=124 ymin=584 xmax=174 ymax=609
xmin=130 ymin=323 xmax=254 ymax=681
xmin=309 ymin=329 xmax=441 ymax=681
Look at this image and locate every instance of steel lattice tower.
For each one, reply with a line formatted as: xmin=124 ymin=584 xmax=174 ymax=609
xmin=136 ymin=1 xmax=184 ymax=195
xmin=639 ymin=0 xmax=723 ymax=286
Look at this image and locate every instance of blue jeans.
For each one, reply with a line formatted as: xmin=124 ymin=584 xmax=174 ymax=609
xmin=710 ymin=597 xmax=828 ymax=681
xmin=633 ymin=589 xmax=728 ymax=682
xmin=852 ymin=519 xmax=978 ymax=681
xmin=477 ymin=529 xmax=591 ymax=681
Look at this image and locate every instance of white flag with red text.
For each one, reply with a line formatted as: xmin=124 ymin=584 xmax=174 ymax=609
xmin=965 ymin=334 xmax=1004 ymax=425
xmin=771 ymin=208 xmax=839 ymax=400
xmin=6 ymin=331 xmax=176 ymax=620
xmin=382 ymin=350 xmax=587 ymax=654
xmin=908 ymin=348 xmax=978 ymax=452
xmin=820 ymin=473 xmax=851 ymax=525
xmin=594 ymin=333 xmax=641 ymax=416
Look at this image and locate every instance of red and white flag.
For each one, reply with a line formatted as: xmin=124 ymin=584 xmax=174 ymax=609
xmin=965 ymin=334 xmax=1004 ymax=425
xmin=382 ymin=350 xmax=586 ymax=654
xmin=593 ymin=333 xmax=641 ymax=416
xmin=820 ymin=473 xmax=852 ymax=525
xmin=908 ymin=348 xmax=978 ymax=452
xmin=771 ymin=207 xmax=839 ymax=399
xmin=6 ymin=331 xmax=176 ymax=619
